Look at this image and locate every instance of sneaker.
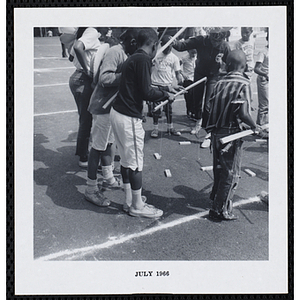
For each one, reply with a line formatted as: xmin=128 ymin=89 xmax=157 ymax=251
xmin=191 ymin=120 xmax=202 ymax=135
xmin=123 ymin=195 xmax=151 ymax=213
xmin=79 ymin=160 xmax=88 ymax=168
xmin=151 ymin=129 xmax=159 ymax=138
xmin=167 ymin=128 xmax=181 ymax=136
xmin=84 ymin=189 xmax=111 ymax=207
xmin=129 ymin=204 xmax=163 ymax=219
xmin=102 ymin=177 xmax=123 ymax=191
xmin=221 ymin=211 xmax=238 ymax=221
xmin=201 ymin=138 xmax=211 ymax=148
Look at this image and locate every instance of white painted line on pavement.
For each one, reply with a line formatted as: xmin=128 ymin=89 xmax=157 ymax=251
xmin=36 ymin=195 xmax=261 ymax=261
xmin=34 ymin=110 xmax=77 ymax=117
xmin=35 ymin=57 xmax=67 ymax=60
xmin=35 ymin=67 xmax=75 ymax=72
xmin=34 ymin=83 xmax=69 ymax=88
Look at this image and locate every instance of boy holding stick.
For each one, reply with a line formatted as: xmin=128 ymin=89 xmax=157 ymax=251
xmin=205 ymin=50 xmax=259 ymax=221
xmin=110 ymin=28 xmax=174 ymax=218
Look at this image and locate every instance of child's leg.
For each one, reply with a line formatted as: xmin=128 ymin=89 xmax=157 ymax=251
xmin=214 ymin=138 xmax=243 ymax=216
xmin=129 ymin=168 xmax=144 ymax=210
xmin=86 ymin=147 xmax=101 ymax=191
xmin=121 ymin=165 xmax=132 ymax=208
xmin=101 ymin=143 xmax=122 ymax=189
xmin=151 ymin=108 xmax=160 ymax=138
xmin=256 ymin=76 xmax=269 ymax=125
xmin=85 ymin=147 xmax=110 ymax=207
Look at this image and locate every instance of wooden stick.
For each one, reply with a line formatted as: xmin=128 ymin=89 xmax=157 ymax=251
xmin=220 ymin=124 xmax=269 ymax=144
xmin=153 ymin=77 xmax=207 ymax=112
xmin=153 ymin=27 xmax=187 ymax=61
xmin=102 ymin=91 xmax=118 ymax=109
xmin=157 ymin=27 xmax=168 ymax=45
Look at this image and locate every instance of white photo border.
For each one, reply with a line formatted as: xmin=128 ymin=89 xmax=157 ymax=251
xmin=13 ymin=6 xmax=289 ymax=296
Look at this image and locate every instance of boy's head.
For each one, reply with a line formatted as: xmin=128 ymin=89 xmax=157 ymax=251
xmin=120 ymin=28 xmax=139 ymax=55
xmin=137 ymin=28 xmax=159 ymax=58
xmin=241 ymin=27 xmax=253 ymax=42
xmin=161 ymin=35 xmax=173 ymax=54
xmin=226 ymin=50 xmax=247 ymax=73
xmin=188 ymin=49 xmax=197 ymax=58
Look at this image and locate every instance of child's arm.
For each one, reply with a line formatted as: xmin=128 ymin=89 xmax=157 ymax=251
xmin=238 ymin=101 xmax=257 ymax=131
xmin=254 ymin=61 xmax=269 ymax=81
xmin=138 ymin=59 xmax=169 ymax=103
xmin=99 ymin=47 xmax=122 ymax=87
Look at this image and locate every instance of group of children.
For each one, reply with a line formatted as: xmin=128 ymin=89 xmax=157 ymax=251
xmin=65 ymin=26 xmax=269 ymax=221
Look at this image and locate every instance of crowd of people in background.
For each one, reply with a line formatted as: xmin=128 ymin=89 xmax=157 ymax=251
xmin=47 ymin=26 xmax=269 ymax=221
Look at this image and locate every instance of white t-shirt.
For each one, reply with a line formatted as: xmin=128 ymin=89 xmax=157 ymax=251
xmin=234 ymin=37 xmax=255 ymax=70
xmin=72 ymin=27 xmax=101 ymax=72
xmin=181 ymin=53 xmax=196 ymax=81
xmin=151 ymin=51 xmax=181 ymax=86
xmin=256 ymin=48 xmax=269 ymax=75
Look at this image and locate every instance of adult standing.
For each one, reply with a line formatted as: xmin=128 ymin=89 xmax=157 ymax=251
xmin=173 ymin=27 xmax=232 ymax=147
xmin=69 ymin=27 xmax=101 ymax=167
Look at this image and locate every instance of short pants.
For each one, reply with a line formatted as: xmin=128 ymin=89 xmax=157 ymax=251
xmin=110 ymin=108 xmax=144 ymax=171
xmin=91 ymin=113 xmax=114 ymax=151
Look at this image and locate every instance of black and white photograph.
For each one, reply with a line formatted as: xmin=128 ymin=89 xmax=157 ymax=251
xmin=13 ymin=5 xmax=289 ymax=296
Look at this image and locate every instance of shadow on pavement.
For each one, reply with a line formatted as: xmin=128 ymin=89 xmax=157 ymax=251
xmin=34 ymin=133 xmax=120 ymax=215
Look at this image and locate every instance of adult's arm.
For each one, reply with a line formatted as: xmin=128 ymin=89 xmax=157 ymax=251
xmin=73 ymin=40 xmax=89 ymax=75
xmin=173 ymin=36 xmax=201 ymax=52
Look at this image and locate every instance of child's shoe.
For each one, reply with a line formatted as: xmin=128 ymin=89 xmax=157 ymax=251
xmin=167 ymin=128 xmax=181 ymax=136
xmin=151 ymin=129 xmax=159 ymax=138
xmin=84 ymin=189 xmax=111 ymax=207
xmin=102 ymin=177 xmax=123 ymax=190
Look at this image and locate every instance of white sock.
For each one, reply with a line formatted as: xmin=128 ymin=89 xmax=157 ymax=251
xmin=86 ymin=178 xmax=98 ymax=193
xmin=123 ymin=183 xmax=132 ymax=206
xmin=102 ymin=165 xmax=115 ymax=184
xmin=167 ymin=123 xmax=173 ymax=130
xmin=153 ymin=124 xmax=158 ymax=130
xmin=132 ymin=188 xmax=144 ymax=210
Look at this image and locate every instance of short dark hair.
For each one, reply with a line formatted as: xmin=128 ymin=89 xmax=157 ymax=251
xmin=137 ymin=28 xmax=158 ymax=47
xmin=241 ymin=27 xmax=253 ymax=32
xmin=121 ymin=28 xmax=140 ymax=42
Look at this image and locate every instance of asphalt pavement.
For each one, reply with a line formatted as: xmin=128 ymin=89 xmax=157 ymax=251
xmin=33 ymin=35 xmax=269 ymax=261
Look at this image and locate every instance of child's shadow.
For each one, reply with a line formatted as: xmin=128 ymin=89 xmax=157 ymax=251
xmin=34 ymin=133 xmax=120 ymax=215
xmin=142 ymin=183 xmax=213 ymax=221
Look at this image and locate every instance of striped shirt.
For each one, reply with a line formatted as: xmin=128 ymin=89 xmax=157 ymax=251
xmin=205 ymin=72 xmax=252 ymax=132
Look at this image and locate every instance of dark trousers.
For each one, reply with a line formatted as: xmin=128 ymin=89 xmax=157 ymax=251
xmin=210 ymin=131 xmax=243 ymax=215
xmin=193 ymin=74 xmax=217 ymax=126
xmin=183 ymin=80 xmax=194 ymax=115
xmin=69 ymin=70 xmax=93 ymax=161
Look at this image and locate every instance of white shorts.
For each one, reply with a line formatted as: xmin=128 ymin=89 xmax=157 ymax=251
xmin=110 ymin=108 xmax=144 ymax=171
xmin=91 ymin=114 xmax=114 ymax=151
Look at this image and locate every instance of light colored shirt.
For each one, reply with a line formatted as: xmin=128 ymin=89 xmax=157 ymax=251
xmin=234 ymin=37 xmax=255 ymax=71
xmin=181 ymin=53 xmax=196 ymax=81
xmin=151 ymin=51 xmax=181 ymax=86
xmin=88 ymin=44 xmax=127 ymax=115
xmin=256 ymin=48 xmax=269 ymax=76
xmin=72 ymin=27 xmax=101 ymax=72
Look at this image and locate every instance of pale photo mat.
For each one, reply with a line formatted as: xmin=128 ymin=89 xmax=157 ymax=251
xmin=14 ymin=6 xmax=288 ymax=295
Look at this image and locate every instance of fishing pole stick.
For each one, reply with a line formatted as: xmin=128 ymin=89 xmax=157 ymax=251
xmin=152 ymin=77 xmax=207 ymax=112
xmin=153 ymin=27 xmax=187 ymax=61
